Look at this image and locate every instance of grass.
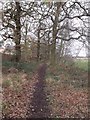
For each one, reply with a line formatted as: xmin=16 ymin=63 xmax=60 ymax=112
xmin=2 ymin=60 xmax=39 ymax=92
xmin=74 ymin=59 xmax=88 ymax=72
xmin=2 ymin=60 xmax=38 ymax=73
xmin=46 ymin=59 xmax=88 ymax=89
xmin=2 ymin=59 xmax=88 ymax=118
xmin=2 ymin=59 xmax=88 ymax=89
xmin=3 ymin=73 xmax=25 ymax=92
xmin=3 ymin=80 xmax=11 ymax=88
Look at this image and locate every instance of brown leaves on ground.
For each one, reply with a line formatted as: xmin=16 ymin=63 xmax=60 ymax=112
xmin=2 ymin=65 xmax=89 ymax=118
xmin=46 ymin=78 xmax=88 ymax=118
xmin=45 ymin=63 xmax=88 ymax=118
xmin=2 ymin=70 xmax=38 ymax=118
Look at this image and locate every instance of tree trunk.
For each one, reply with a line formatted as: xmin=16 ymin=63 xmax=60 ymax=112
xmin=14 ymin=2 xmax=21 ymax=62
xmin=37 ymin=28 xmax=40 ymax=62
xmin=50 ymin=3 xmax=61 ymax=65
xmin=15 ymin=44 xmax=21 ymax=62
xmin=24 ymin=22 xmax=28 ymax=61
xmin=47 ymin=32 xmax=50 ymax=61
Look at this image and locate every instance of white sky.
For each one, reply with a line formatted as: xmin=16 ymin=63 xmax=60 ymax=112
xmin=0 ymin=0 xmax=88 ymax=57
xmin=78 ymin=48 xmax=86 ymax=57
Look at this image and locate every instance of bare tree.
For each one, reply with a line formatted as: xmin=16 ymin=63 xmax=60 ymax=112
xmin=2 ymin=1 xmax=21 ymax=62
xmin=1 ymin=0 xmax=90 ymax=63
xmin=14 ymin=1 xmax=21 ymax=62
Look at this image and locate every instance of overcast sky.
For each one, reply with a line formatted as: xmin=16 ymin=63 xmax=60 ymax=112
xmin=0 ymin=0 xmax=87 ymax=57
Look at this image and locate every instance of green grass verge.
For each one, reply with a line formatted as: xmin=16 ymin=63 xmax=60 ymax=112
xmin=46 ymin=60 xmax=88 ymax=89
xmin=74 ymin=59 xmax=88 ymax=72
xmin=2 ymin=60 xmax=38 ymax=73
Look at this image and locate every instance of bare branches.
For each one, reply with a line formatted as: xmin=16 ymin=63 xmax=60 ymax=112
xmin=1 ymin=0 xmax=90 ymax=60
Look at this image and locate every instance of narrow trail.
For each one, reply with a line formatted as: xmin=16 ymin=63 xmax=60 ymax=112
xmin=27 ymin=63 xmax=51 ymax=118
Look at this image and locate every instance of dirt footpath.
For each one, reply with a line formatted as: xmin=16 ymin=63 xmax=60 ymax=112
xmin=27 ymin=64 xmax=51 ymax=118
